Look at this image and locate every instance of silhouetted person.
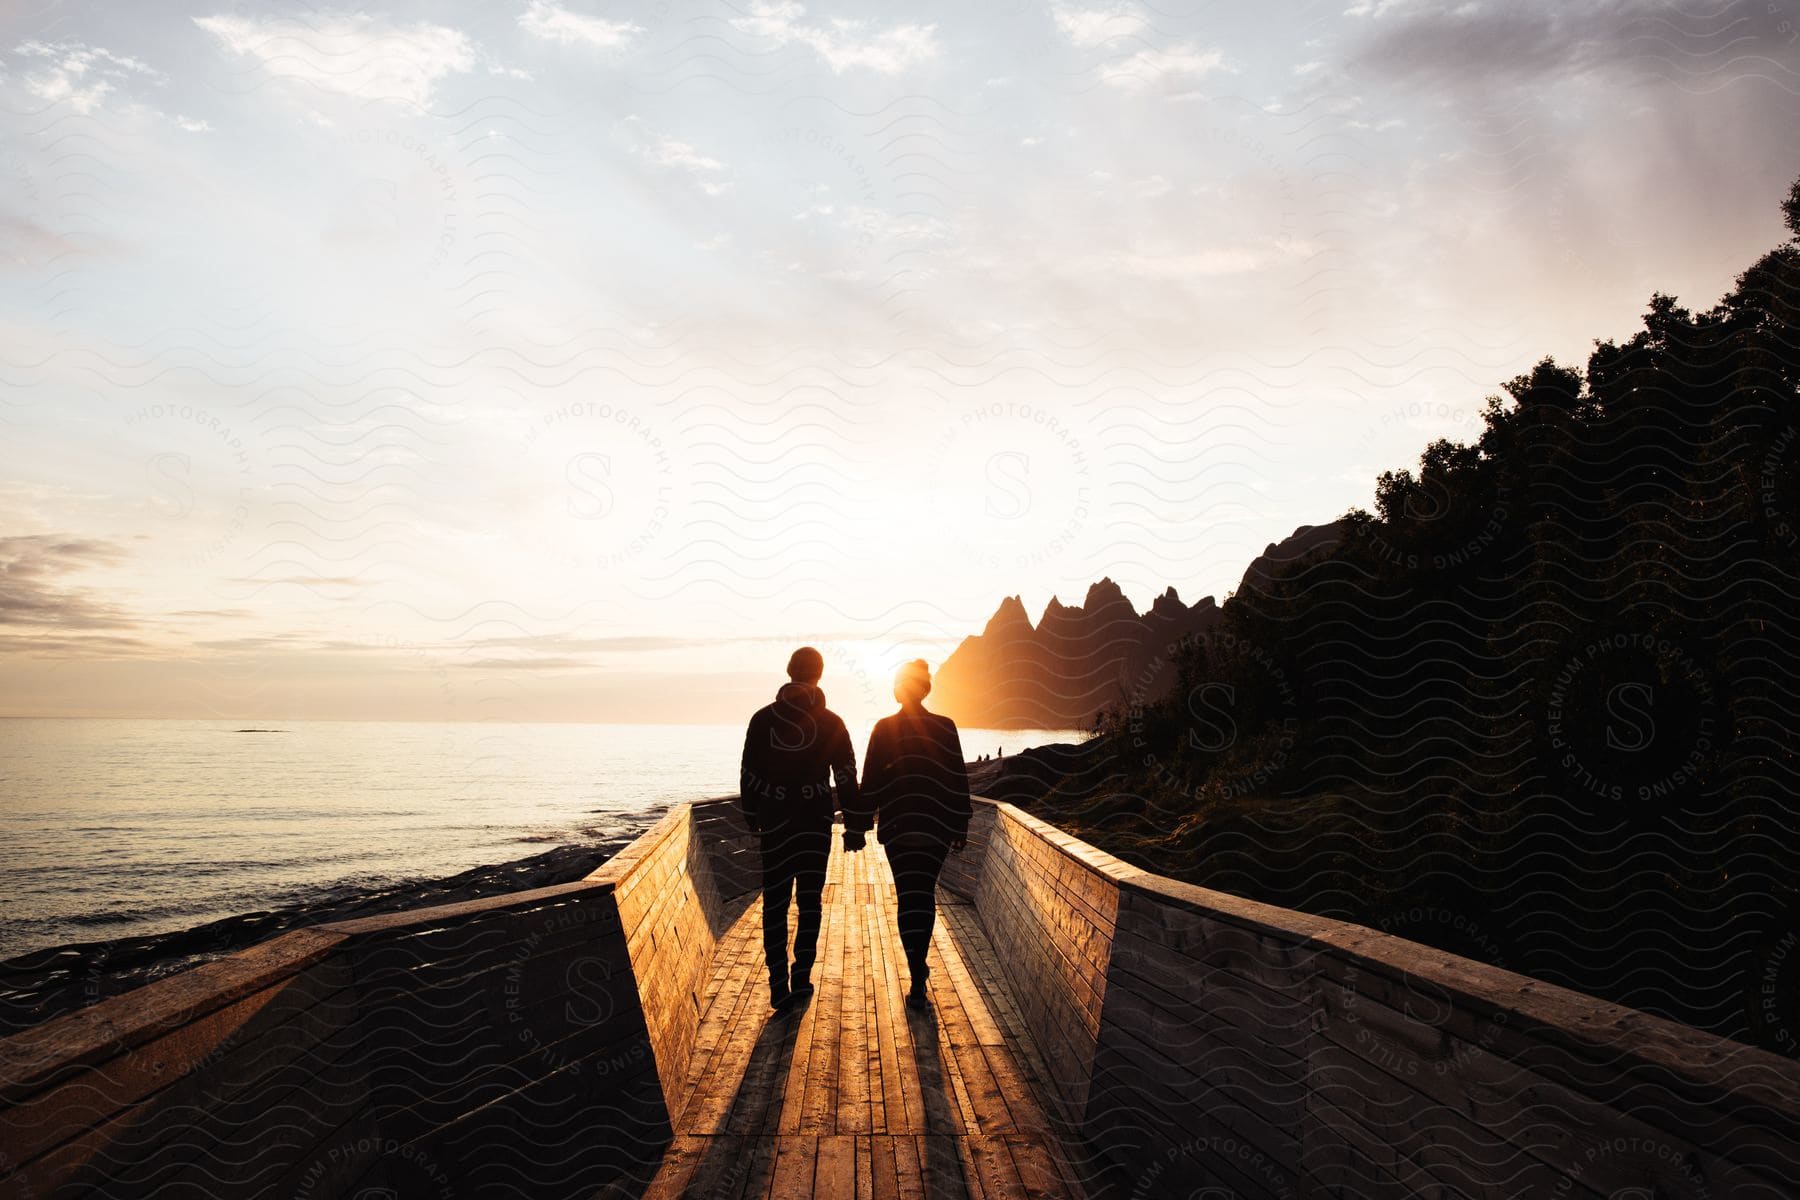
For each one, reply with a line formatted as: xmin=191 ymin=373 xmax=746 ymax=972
xmin=740 ymin=646 xmax=859 ymax=1010
xmin=844 ymin=659 xmax=970 ymax=1009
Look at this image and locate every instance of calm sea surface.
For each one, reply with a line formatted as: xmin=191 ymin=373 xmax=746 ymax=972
xmin=0 ymin=719 xmax=1072 ymax=960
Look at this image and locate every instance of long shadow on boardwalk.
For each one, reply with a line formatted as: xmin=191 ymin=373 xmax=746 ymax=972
xmin=909 ymin=1000 xmax=977 ymax=1199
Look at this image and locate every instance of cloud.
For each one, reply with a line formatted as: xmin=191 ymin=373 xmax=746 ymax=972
xmin=1128 ymin=174 xmax=1173 ymax=199
xmin=1344 ymin=0 xmax=1425 ymax=17
xmin=731 ymin=2 xmax=938 ymax=74
xmin=1345 ymin=0 xmax=1800 ymax=87
xmin=518 ymin=1 xmax=642 ymax=50
xmin=193 ymin=12 xmax=476 ymax=107
xmin=625 ymin=123 xmax=735 ymax=195
xmin=1097 ymin=42 xmax=1228 ymax=91
xmin=12 ymin=39 xmax=161 ymax=114
xmin=231 ymin=575 xmax=363 ymax=588
xmin=1109 ymin=247 xmax=1273 ymax=277
xmin=458 ymin=656 xmax=596 ymax=670
xmin=0 ymin=633 xmax=150 ymax=657
xmin=1052 ymin=3 xmax=1148 ymax=49
xmin=0 ymin=214 xmax=84 ymax=270
xmin=0 ymin=535 xmax=133 ymax=630
xmin=471 ymin=634 xmax=695 ymax=653
xmin=192 ymin=634 xmax=309 ymax=651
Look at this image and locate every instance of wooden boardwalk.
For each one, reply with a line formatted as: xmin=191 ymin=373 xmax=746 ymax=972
xmin=630 ymin=832 xmax=1104 ymax=1200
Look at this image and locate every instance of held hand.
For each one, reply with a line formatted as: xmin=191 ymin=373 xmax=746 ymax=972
xmin=843 ymin=829 xmax=867 ymax=853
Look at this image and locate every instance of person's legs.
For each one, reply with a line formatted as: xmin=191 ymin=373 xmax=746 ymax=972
xmin=789 ymin=823 xmax=831 ymax=991
xmin=888 ymin=835 xmax=948 ymax=1001
xmin=760 ymin=825 xmax=799 ymax=1004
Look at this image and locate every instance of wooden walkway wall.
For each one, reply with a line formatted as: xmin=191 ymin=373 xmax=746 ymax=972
xmin=963 ymin=801 xmax=1800 ymax=1199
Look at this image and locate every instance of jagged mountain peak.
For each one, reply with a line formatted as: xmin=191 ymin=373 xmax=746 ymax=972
xmin=982 ymin=595 xmax=1034 ymax=636
xmin=1082 ymin=577 xmax=1135 ymax=615
xmin=934 ymin=577 xmax=1226 ymax=729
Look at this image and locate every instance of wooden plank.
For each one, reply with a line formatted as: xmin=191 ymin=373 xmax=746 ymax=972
xmin=683 ymin=1135 xmax=759 ymax=1200
xmin=637 ymin=1133 xmax=707 ymax=1200
xmin=1002 ymin=1136 xmax=1065 ymax=1200
xmin=767 ymin=1134 xmax=819 ymax=1198
xmin=856 ymin=1134 xmax=875 ymax=1200
xmin=929 ymin=955 xmax=1012 ymax=1138
xmin=860 ymin=890 xmax=886 ymax=1135
xmin=818 ymin=1134 xmax=857 ymax=1198
xmin=931 ymin=993 xmax=982 ymax=1138
xmin=803 ymin=842 xmax=847 ymax=1133
xmin=966 ymin=1134 xmax=1026 ymax=1200
xmin=871 ymin=1133 xmax=903 ymax=1200
xmin=840 ymin=851 xmax=874 ymax=1135
xmin=875 ymin=854 xmax=924 ymax=1134
xmin=892 ymin=1133 xmax=928 ymax=1200
xmin=679 ymin=905 xmax=765 ymax=1132
xmin=919 ymin=1134 xmax=971 ymax=1200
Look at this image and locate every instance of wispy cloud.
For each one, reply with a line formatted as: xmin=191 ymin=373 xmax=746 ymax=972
xmin=1097 ymin=43 xmax=1228 ymax=91
xmin=1052 ymin=3 xmax=1148 ymax=49
xmin=731 ymin=2 xmax=938 ymax=74
xmin=459 ymin=656 xmax=596 ymax=670
xmin=624 ymin=120 xmax=735 ymax=195
xmin=0 ymin=633 xmax=149 ymax=658
xmin=12 ymin=39 xmax=161 ymax=114
xmin=0 ymin=535 xmax=133 ymax=631
xmin=193 ymin=12 xmax=476 ymax=107
xmin=518 ymin=1 xmax=642 ymax=50
xmin=1343 ymin=0 xmax=1800 ymax=86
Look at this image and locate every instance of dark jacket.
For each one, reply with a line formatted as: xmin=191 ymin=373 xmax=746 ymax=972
xmin=851 ymin=707 xmax=971 ymax=846
xmin=740 ymin=682 xmax=859 ymax=832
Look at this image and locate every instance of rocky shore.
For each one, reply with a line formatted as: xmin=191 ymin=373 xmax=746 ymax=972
xmin=0 ymin=838 xmax=635 ymax=1037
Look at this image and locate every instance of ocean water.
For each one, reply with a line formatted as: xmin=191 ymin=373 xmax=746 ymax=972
xmin=0 ymin=718 xmax=1072 ymax=960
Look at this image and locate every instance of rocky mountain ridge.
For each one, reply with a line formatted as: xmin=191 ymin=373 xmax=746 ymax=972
xmin=931 ymin=522 xmax=1346 ymax=729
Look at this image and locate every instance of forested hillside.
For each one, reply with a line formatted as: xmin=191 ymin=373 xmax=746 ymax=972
xmin=1038 ymin=175 xmax=1800 ymax=1056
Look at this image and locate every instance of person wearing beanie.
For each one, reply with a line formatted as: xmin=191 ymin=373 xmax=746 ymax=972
xmin=843 ymin=658 xmax=971 ymax=1010
xmin=740 ymin=646 xmax=859 ymax=1010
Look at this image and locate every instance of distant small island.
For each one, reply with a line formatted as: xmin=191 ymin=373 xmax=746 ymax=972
xmin=232 ymin=728 xmax=288 ymax=734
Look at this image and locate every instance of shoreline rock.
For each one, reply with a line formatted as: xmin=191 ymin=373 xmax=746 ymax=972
xmin=0 ymin=839 xmax=634 ymax=1037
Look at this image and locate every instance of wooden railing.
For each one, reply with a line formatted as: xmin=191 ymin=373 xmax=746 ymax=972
xmin=0 ymin=798 xmax=760 ymax=1200
xmin=952 ymin=799 xmax=1800 ymax=1199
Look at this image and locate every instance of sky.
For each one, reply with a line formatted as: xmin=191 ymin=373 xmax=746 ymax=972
xmin=2 ymin=0 xmax=1797 ymax=726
